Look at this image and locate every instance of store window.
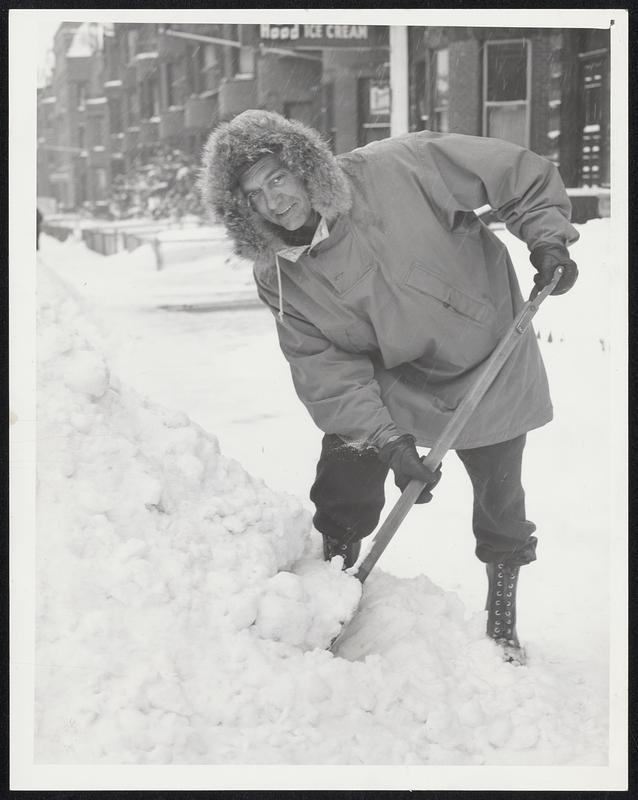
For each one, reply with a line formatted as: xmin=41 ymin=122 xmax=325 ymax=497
xmin=432 ymin=48 xmax=449 ymax=133
xmin=357 ymin=77 xmax=391 ymax=147
xmin=483 ymin=39 xmax=530 ymax=147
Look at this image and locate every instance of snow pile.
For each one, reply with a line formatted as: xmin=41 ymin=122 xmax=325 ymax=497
xmin=36 ymin=269 xmax=359 ymax=762
xmin=36 ymin=267 xmax=608 ymax=765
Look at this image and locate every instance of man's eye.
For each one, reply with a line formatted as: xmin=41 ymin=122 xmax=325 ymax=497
xmin=272 ymin=173 xmax=285 ymax=185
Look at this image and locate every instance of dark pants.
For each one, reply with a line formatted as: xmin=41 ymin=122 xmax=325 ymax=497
xmin=310 ymin=433 xmax=537 ymax=567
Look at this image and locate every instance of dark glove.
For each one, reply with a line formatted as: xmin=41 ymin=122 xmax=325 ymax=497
xmin=529 ymin=244 xmax=578 ymax=300
xmin=378 ymin=434 xmax=442 ymax=503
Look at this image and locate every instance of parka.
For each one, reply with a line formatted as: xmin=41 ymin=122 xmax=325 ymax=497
xmin=200 ymin=110 xmax=579 ymax=451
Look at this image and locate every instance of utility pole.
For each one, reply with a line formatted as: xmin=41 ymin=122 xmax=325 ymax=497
xmin=390 ymin=26 xmax=409 ymax=136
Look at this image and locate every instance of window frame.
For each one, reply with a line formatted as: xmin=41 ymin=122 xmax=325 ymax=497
xmin=482 ymin=38 xmax=531 ymax=148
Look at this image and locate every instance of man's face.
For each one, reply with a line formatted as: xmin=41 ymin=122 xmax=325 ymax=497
xmin=239 ymin=155 xmax=313 ymax=231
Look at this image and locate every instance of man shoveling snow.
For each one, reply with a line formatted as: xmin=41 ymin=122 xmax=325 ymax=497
xmin=199 ymin=110 xmax=579 ymax=663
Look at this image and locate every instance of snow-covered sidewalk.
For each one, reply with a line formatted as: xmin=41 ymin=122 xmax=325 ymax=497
xmin=26 ymin=217 xmax=625 ymax=784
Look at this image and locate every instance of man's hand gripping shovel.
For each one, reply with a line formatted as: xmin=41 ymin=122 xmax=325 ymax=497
xmin=328 ymin=267 xmax=564 ymax=655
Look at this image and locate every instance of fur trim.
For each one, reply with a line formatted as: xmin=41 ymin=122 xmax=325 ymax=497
xmin=199 ymin=110 xmax=352 ymax=260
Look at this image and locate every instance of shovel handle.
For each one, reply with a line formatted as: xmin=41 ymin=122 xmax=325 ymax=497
xmin=354 ymin=266 xmax=563 ymax=584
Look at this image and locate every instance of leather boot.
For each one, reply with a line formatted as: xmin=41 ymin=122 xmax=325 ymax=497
xmin=485 ymin=561 xmax=526 ymax=664
xmin=322 ymin=535 xmax=361 ymax=570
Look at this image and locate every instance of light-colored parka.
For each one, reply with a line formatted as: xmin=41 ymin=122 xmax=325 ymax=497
xmin=201 ymin=110 xmax=579 ymax=451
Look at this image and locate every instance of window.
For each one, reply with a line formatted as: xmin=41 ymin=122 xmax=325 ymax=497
xmin=432 ymin=48 xmax=449 ymax=132
xmin=125 ymin=90 xmax=137 ymax=126
xmin=357 ymin=76 xmax=391 ymax=146
xmin=166 ymin=62 xmax=177 ymax=107
xmin=109 ymin=97 xmax=123 ymax=133
xmin=186 ymin=45 xmax=199 ymax=94
xmin=141 ymin=76 xmax=159 ymax=119
xmin=197 ymin=44 xmax=218 ymax=92
xmin=284 ymin=101 xmax=314 ymax=127
xmin=92 ymin=118 xmax=103 ymax=147
xmin=76 ymin=81 xmax=88 ymax=109
xmin=137 ymin=24 xmax=157 ymax=54
xmin=238 ymin=46 xmax=255 ymax=77
xmin=228 ymin=25 xmax=240 ymax=77
xmin=94 ymin=167 xmax=108 ymax=201
xmin=321 ymin=82 xmax=336 ymax=152
xmin=483 ymin=39 xmax=530 ymax=147
xmin=578 ymin=50 xmax=609 ymax=186
xmin=413 ymin=58 xmax=428 ymax=130
xmin=546 ymin=43 xmax=563 ymax=168
xmin=126 ymin=29 xmax=138 ymax=62
xmin=199 ymin=43 xmax=217 ymax=70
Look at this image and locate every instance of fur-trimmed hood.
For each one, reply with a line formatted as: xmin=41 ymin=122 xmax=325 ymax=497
xmin=199 ymin=110 xmax=352 ymax=261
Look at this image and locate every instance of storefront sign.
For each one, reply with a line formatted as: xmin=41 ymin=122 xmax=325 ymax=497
xmin=258 ymin=24 xmax=388 ymax=49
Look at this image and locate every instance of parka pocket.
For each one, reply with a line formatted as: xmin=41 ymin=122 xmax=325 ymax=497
xmin=405 ymin=263 xmax=491 ymax=325
xmin=321 ymin=262 xmax=375 ymax=296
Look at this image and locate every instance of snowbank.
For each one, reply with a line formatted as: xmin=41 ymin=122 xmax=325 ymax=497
xmin=35 ymin=265 xmax=608 ymax=765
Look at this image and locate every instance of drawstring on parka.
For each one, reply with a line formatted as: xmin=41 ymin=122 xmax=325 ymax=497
xmin=272 ymin=215 xmax=331 ymax=323
xmin=275 ymin=253 xmax=285 ymax=322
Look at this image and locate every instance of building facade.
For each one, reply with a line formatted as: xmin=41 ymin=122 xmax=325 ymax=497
xmin=407 ymin=26 xmax=610 ymax=189
xmin=37 ymin=22 xmax=610 ymax=214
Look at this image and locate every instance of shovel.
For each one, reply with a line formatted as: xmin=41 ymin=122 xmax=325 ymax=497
xmin=328 ymin=267 xmax=564 ymax=652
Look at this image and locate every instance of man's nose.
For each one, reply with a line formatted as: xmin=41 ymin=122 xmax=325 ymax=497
xmin=264 ymin=185 xmax=283 ymax=211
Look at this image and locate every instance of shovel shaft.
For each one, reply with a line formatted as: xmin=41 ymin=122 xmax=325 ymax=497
xmin=354 ymin=267 xmax=563 ymax=584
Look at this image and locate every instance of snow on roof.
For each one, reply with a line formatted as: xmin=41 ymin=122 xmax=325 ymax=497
xmin=86 ymin=97 xmax=107 ymax=105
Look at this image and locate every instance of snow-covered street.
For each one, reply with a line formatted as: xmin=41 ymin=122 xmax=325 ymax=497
xmin=29 ymin=216 xmax=624 ymax=779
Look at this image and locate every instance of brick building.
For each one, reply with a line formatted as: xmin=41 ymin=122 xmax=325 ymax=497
xmin=37 ymin=22 xmax=610 ymax=214
xmin=407 ymin=26 xmax=610 ymax=189
xmin=38 ymin=22 xmax=83 ymax=209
